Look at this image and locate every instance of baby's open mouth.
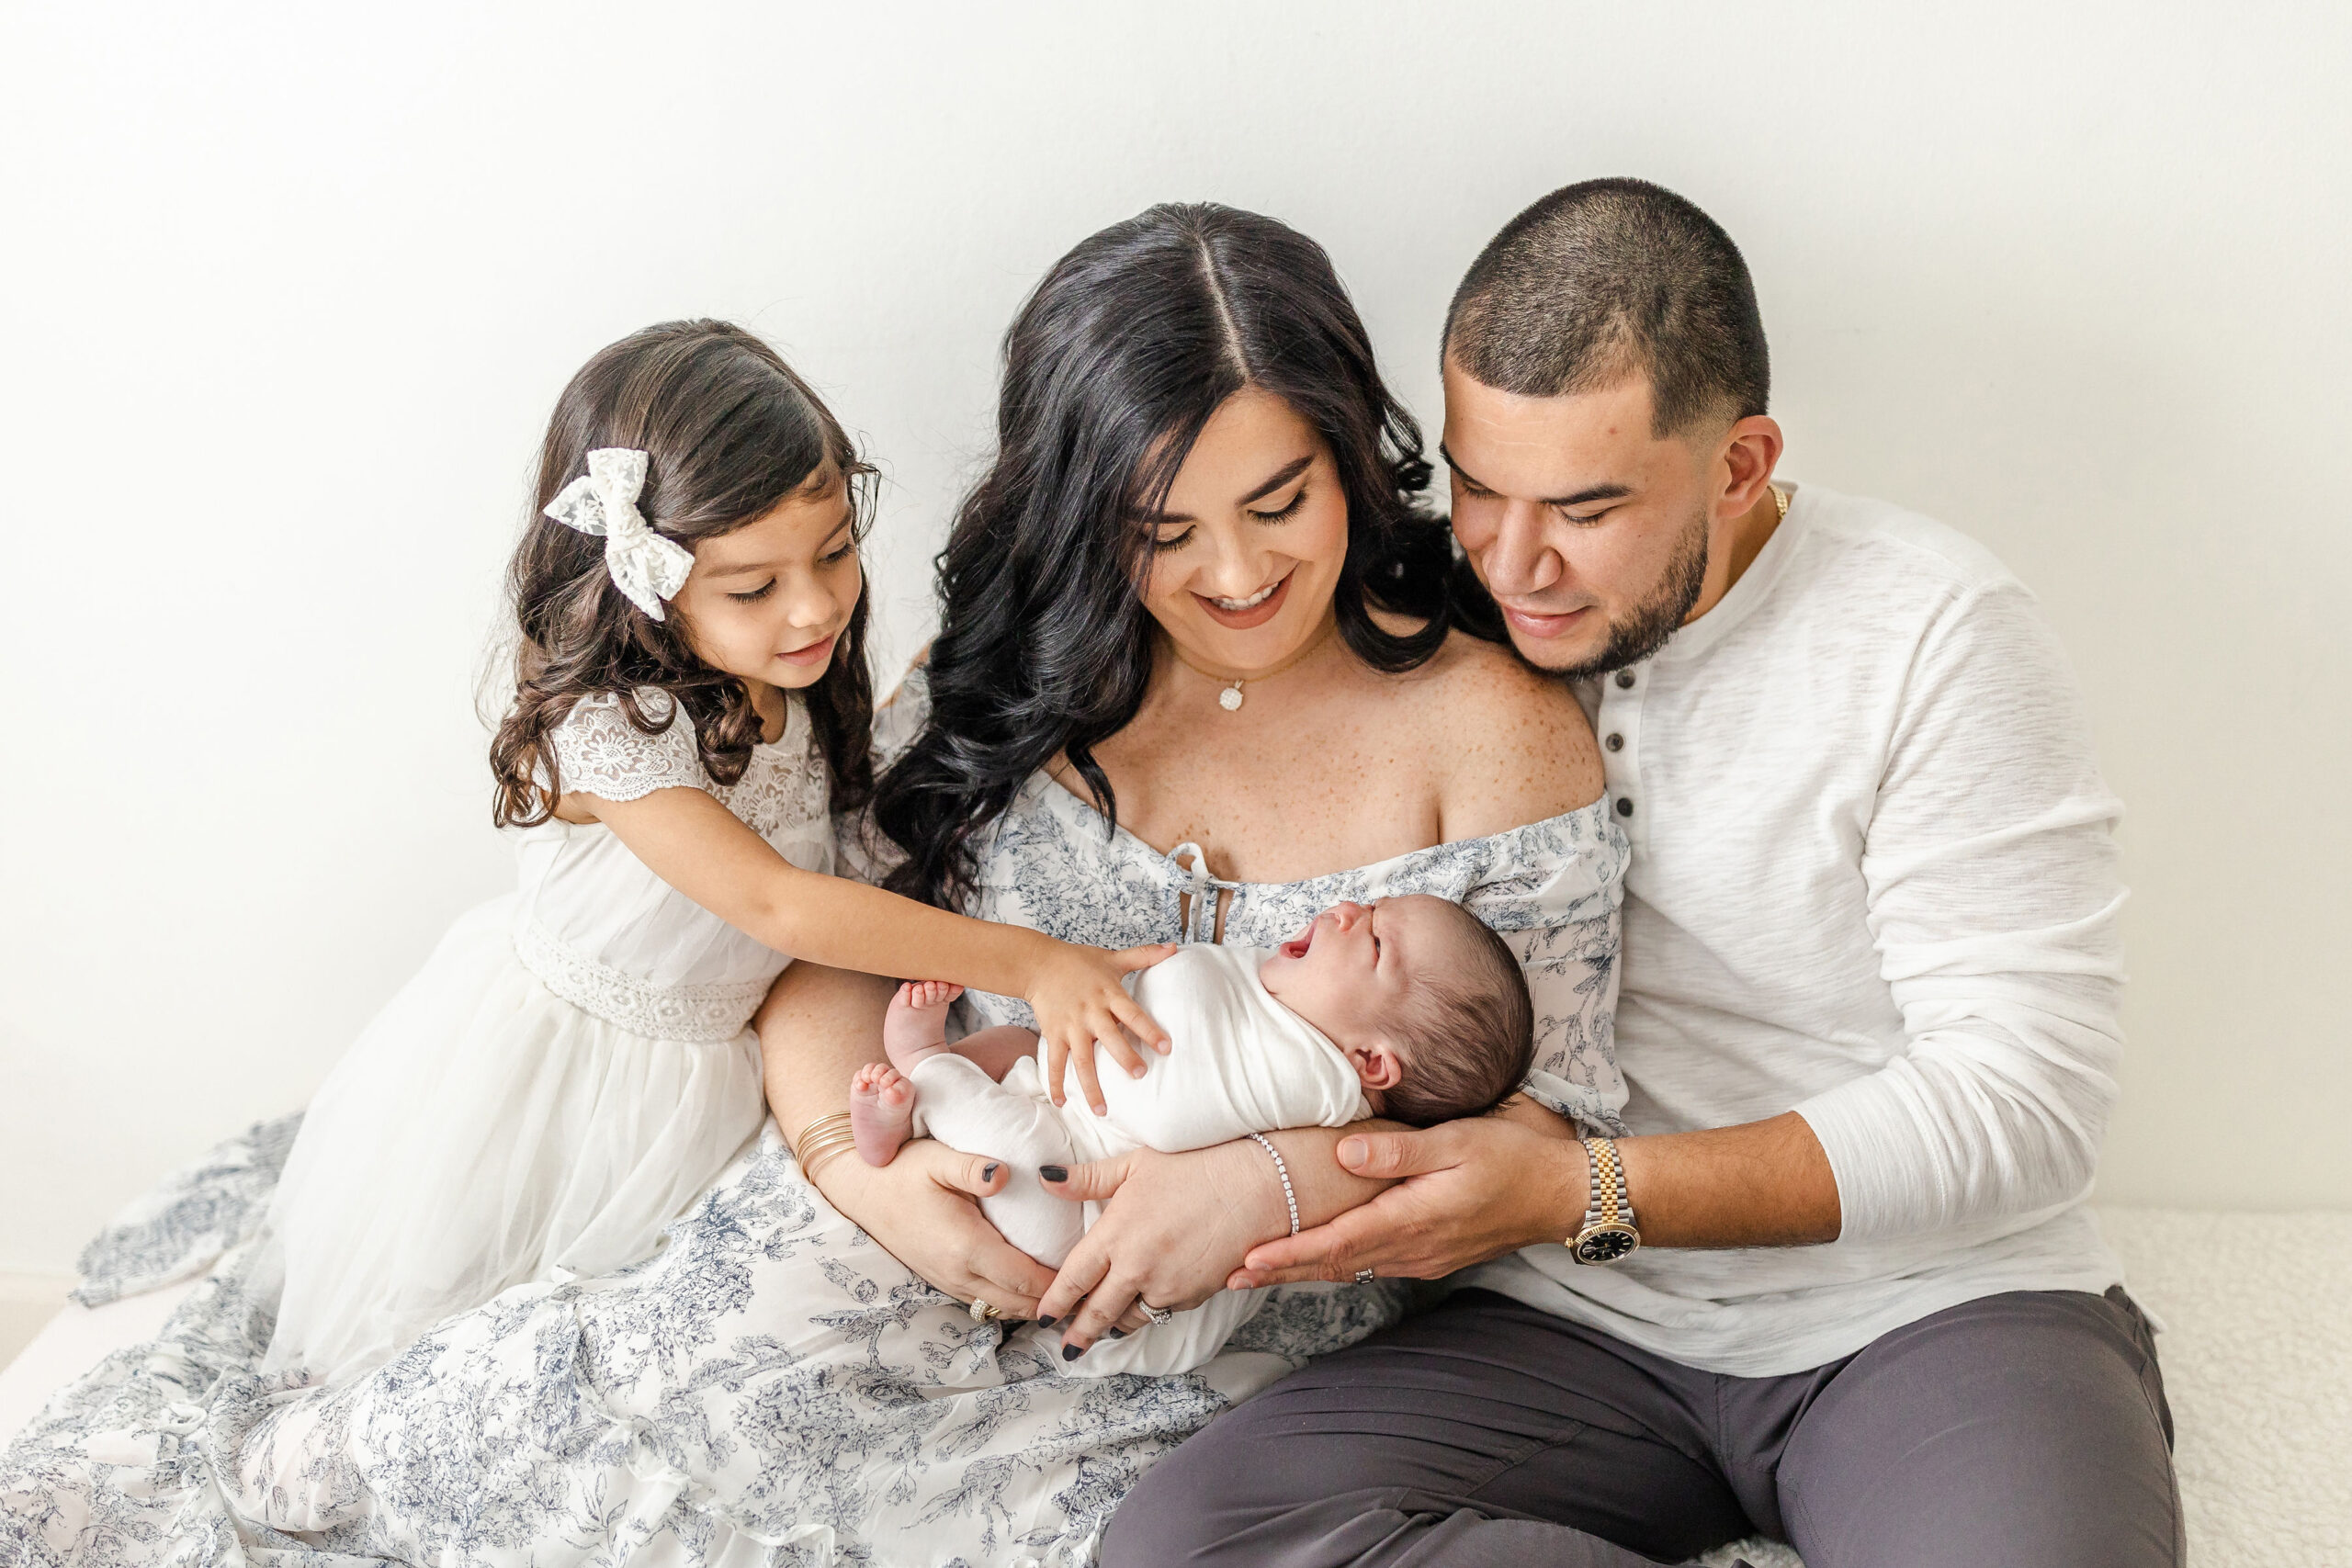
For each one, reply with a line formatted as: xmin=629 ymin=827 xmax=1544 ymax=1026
xmin=1279 ymin=929 xmax=1313 ymax=960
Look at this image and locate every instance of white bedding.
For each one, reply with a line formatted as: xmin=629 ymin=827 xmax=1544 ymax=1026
xmin=0 ymin=1280 xmax=193 ymax=1443
xmin=6 ymin=1211 xmax=2346 ymax=1565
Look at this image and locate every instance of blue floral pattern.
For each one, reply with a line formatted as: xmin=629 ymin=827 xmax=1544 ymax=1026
xmin=961 ymin=770 xmax=1631 ymax=1133
xmin=4 ymin=683 xmax=1626 ymax=1568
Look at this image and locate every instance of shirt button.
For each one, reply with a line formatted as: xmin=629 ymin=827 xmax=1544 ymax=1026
xmin=1605 ymin=733 xmax=1624 ymax=752
xmin=1614 ymin=670 xmax=1636 ymax=689
xmin=1615 ymin=798 xmax=1634 ymax=818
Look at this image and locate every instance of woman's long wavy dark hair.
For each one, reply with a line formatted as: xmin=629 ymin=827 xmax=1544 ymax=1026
xmin=875 ymin=203 xmax=1453 ymax=910
xmin=490 ymin=320 xmax=876 ymax=826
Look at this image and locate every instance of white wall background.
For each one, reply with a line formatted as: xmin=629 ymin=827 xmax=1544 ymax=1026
xmin=3 ymin=1 xmax=2346 ymax=1274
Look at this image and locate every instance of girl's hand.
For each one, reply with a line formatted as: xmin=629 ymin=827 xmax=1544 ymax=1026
xmin=1026 ymin=941 xmax=1176 ymax=1114
xmin=1032 ymin=1140 xmax=1292 ymax=1357
xmin=815 ymin=1136 xmax=1057 ymax=1317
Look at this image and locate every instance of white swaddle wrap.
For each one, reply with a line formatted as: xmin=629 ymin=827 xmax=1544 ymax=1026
xmin=909 ymin=943 xmax=1369 ymax=1375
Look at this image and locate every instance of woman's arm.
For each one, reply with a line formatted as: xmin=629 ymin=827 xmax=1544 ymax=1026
xmin=1032 ymin=1121 xmax=1399 ymax=1355
xmin=589 ymin=785 xmax=1170 ymax=1070
xmin=754 ymin=957 xmax=1059 ymax=1316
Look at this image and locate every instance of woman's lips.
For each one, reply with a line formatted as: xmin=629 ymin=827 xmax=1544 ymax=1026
xmin=778 ymin=632 xmax=837 ymax=667
xmin=1193 ymin=570 xmax=1293 ymax=630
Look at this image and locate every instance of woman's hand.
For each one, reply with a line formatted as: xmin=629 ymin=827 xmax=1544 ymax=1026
xmin=1229 ymin=1116 xmax=1589 ymax=1287
xmin=1032 ymin=1140 xmax=1295 ymax=1356
xmin=815 ymin=1137 xmax=1057 ymax=1318
xmin=1025 ymin=940 xmax=1176 ymax=1114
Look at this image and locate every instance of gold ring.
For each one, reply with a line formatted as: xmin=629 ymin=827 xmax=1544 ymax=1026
xmin=968 ymin=1298 xmax=1001 ymax=1324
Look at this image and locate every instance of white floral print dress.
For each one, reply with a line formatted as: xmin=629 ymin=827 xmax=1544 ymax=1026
xmin=2 ymin=681 xmax=1627 ymax=1568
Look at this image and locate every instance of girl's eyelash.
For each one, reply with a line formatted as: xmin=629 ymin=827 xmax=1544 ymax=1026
xmin=727 ymin=581 xmax=777 ymax=604
xmin=1153 ymin=527 xmax=1195 ymax=554
xmin=821 ymin=541 xmax=857 ymax=565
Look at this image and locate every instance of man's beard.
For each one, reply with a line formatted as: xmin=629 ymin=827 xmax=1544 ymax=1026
xmin=1553 ymin=508 xmax=1710 ymax=683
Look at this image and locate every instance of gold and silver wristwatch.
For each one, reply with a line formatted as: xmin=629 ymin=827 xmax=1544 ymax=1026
xmin=1569 ymin=1136 xmax=1641 ymax=1265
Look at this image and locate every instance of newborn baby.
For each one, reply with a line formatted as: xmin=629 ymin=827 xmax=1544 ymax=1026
xmin=848 ymin=895 xmax=1534 ymax=1375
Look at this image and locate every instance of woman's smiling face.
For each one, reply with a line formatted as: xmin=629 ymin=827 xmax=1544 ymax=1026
xmin=1139 ymin=386 xmax=1348 ymax=677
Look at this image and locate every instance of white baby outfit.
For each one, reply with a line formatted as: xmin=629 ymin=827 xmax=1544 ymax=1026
xmin=257 ymin=689 xmax=833 ymax=1385
xmin=910 ymin=942 xmax=1370 ymax=1377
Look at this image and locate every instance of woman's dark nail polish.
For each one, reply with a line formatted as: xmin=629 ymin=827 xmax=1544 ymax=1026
xmin=1036 ymin=1314 xmax=1058 ymax=1328
xmin=1105 ymin=1327 xmax=1127 ymax=1339
xmin=1061 ymin=1342 xmax=1084 ymax=1361
xmin=1039 ymin=1165 xmax=1069 ymax=1183
xmin=981 ymin=1163 xmax=1000 ymax=1182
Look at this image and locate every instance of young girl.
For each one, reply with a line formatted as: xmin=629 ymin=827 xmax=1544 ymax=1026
xmin=256 ymin=320 xmax=1169 ymax=1385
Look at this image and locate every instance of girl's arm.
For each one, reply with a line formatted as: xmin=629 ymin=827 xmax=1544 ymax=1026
xmin=577 ymin=784 xmax=1171 ymax=1071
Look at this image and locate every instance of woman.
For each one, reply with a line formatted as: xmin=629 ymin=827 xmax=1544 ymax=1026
xmin=18 ymin=206 xmax=1623 ymax=1566
xmin=792 ymin=202 xmax=1630 ymax=1364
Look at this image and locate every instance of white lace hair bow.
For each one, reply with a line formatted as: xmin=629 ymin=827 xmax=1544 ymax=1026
xmin=544 ymin=447 xmax=695 ymax=620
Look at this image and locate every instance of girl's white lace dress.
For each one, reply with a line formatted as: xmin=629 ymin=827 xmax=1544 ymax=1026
xmin=259 ymin=689 xmax=835 ymax=1385
xmin=4 ymin=678 xmax=1628 ymax=1568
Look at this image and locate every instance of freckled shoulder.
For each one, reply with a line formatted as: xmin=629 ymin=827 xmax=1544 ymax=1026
xmin=1397 ymin=631 xmax=1603 ymax=842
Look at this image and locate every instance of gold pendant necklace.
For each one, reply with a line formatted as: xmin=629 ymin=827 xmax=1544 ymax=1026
xmin=1166 ymin=619 xmax=1337 ymax=713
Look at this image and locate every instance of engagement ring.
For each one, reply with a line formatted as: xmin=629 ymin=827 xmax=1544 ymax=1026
xmin=1354 ymin=1269 xmax=1376 ymax=1284
xmin=1137 ymin=1301 xmax=1175 ymax=1327
xmin=969 ymin=1298 xmax=1001 ymax=1323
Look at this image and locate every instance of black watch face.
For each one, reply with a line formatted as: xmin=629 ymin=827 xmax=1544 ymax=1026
xmin=1575 ymin=1225 xmax=1638 ymax=1264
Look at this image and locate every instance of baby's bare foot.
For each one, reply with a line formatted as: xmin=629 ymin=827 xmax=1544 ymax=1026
xmin=849 ymin=1062 xmax=916 ymax=1167
xmin=882 ymin=979 xmax=965 ymax=1072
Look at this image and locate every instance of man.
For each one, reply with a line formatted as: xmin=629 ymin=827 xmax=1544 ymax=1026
xmin=1105 ymin=180 xmax=2181 ymax=1566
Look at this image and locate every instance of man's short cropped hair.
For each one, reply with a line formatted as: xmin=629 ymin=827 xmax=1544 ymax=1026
xmin=1442 ymin=177 xmax=1770 ymax=436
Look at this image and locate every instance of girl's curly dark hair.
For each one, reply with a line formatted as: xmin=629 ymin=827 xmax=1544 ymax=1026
xmin=490 ymin=320 xmax=876 ymax=827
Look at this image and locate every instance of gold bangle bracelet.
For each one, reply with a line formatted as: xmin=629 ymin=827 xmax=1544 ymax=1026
xmin=796 ymin=1126 xmax=859 ymax=1165
xmin=793 ymin=1111 xmax=853 ymax=1159
xmin=798 ymin=1135 xmax=860 ymax=1186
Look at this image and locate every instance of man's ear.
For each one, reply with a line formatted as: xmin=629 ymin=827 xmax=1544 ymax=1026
xmin=1353 ymin=1041 xmax=1405 ymax=1092
xmin=1714 ymin=413 xmax=1784 ymax=520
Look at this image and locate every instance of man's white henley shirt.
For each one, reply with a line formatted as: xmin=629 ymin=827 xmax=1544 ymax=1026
xmin=1465 ymin=482 xmax=2130 ymax=1377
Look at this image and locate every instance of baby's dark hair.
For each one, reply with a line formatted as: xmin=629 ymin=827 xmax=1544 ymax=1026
xmin=1383 ymin=901 xmax=1535 ymax=1127
xmin=490 ymin=320 xmax=876 ymax=828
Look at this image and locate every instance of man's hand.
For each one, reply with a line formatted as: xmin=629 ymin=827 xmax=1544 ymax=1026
xmin=1230 ymin=1116 xmax=1588 ymax=1287
xmin=1034 ymin=1140 xmax=1293 ymax=1355
xmin=819 ymin=1137 xmax=1057 ymax=1318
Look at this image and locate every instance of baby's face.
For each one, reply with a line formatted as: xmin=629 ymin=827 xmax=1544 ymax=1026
xmin=1259 ymin=896 xmax=1462 ymax=1087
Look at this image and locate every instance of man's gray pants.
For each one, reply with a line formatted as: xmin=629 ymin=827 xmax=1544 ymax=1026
xmin=1103 ymin=1286 xmax=2180 ymax=1567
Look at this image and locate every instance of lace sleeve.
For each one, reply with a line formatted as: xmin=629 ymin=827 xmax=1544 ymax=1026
xmin=548 ymin=690 xmax=708 ymax=803
xmin=1463 ymin=805 xmax=1633 ymax=1136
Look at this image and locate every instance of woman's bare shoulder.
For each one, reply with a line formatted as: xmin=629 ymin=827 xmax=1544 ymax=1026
xmin=1398 ymin=630 xmax=1603 ymax=840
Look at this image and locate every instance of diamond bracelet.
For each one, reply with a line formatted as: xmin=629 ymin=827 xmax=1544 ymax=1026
xmin=1246 ymin=1132 xmax=1300 ymax=1235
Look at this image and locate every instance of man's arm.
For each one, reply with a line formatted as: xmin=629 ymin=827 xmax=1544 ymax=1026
xmin=1232 ymin=1106 xmax=1836 ymax=1288
xmin=1244 ymin=576 xmax=2119 ymax=1280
